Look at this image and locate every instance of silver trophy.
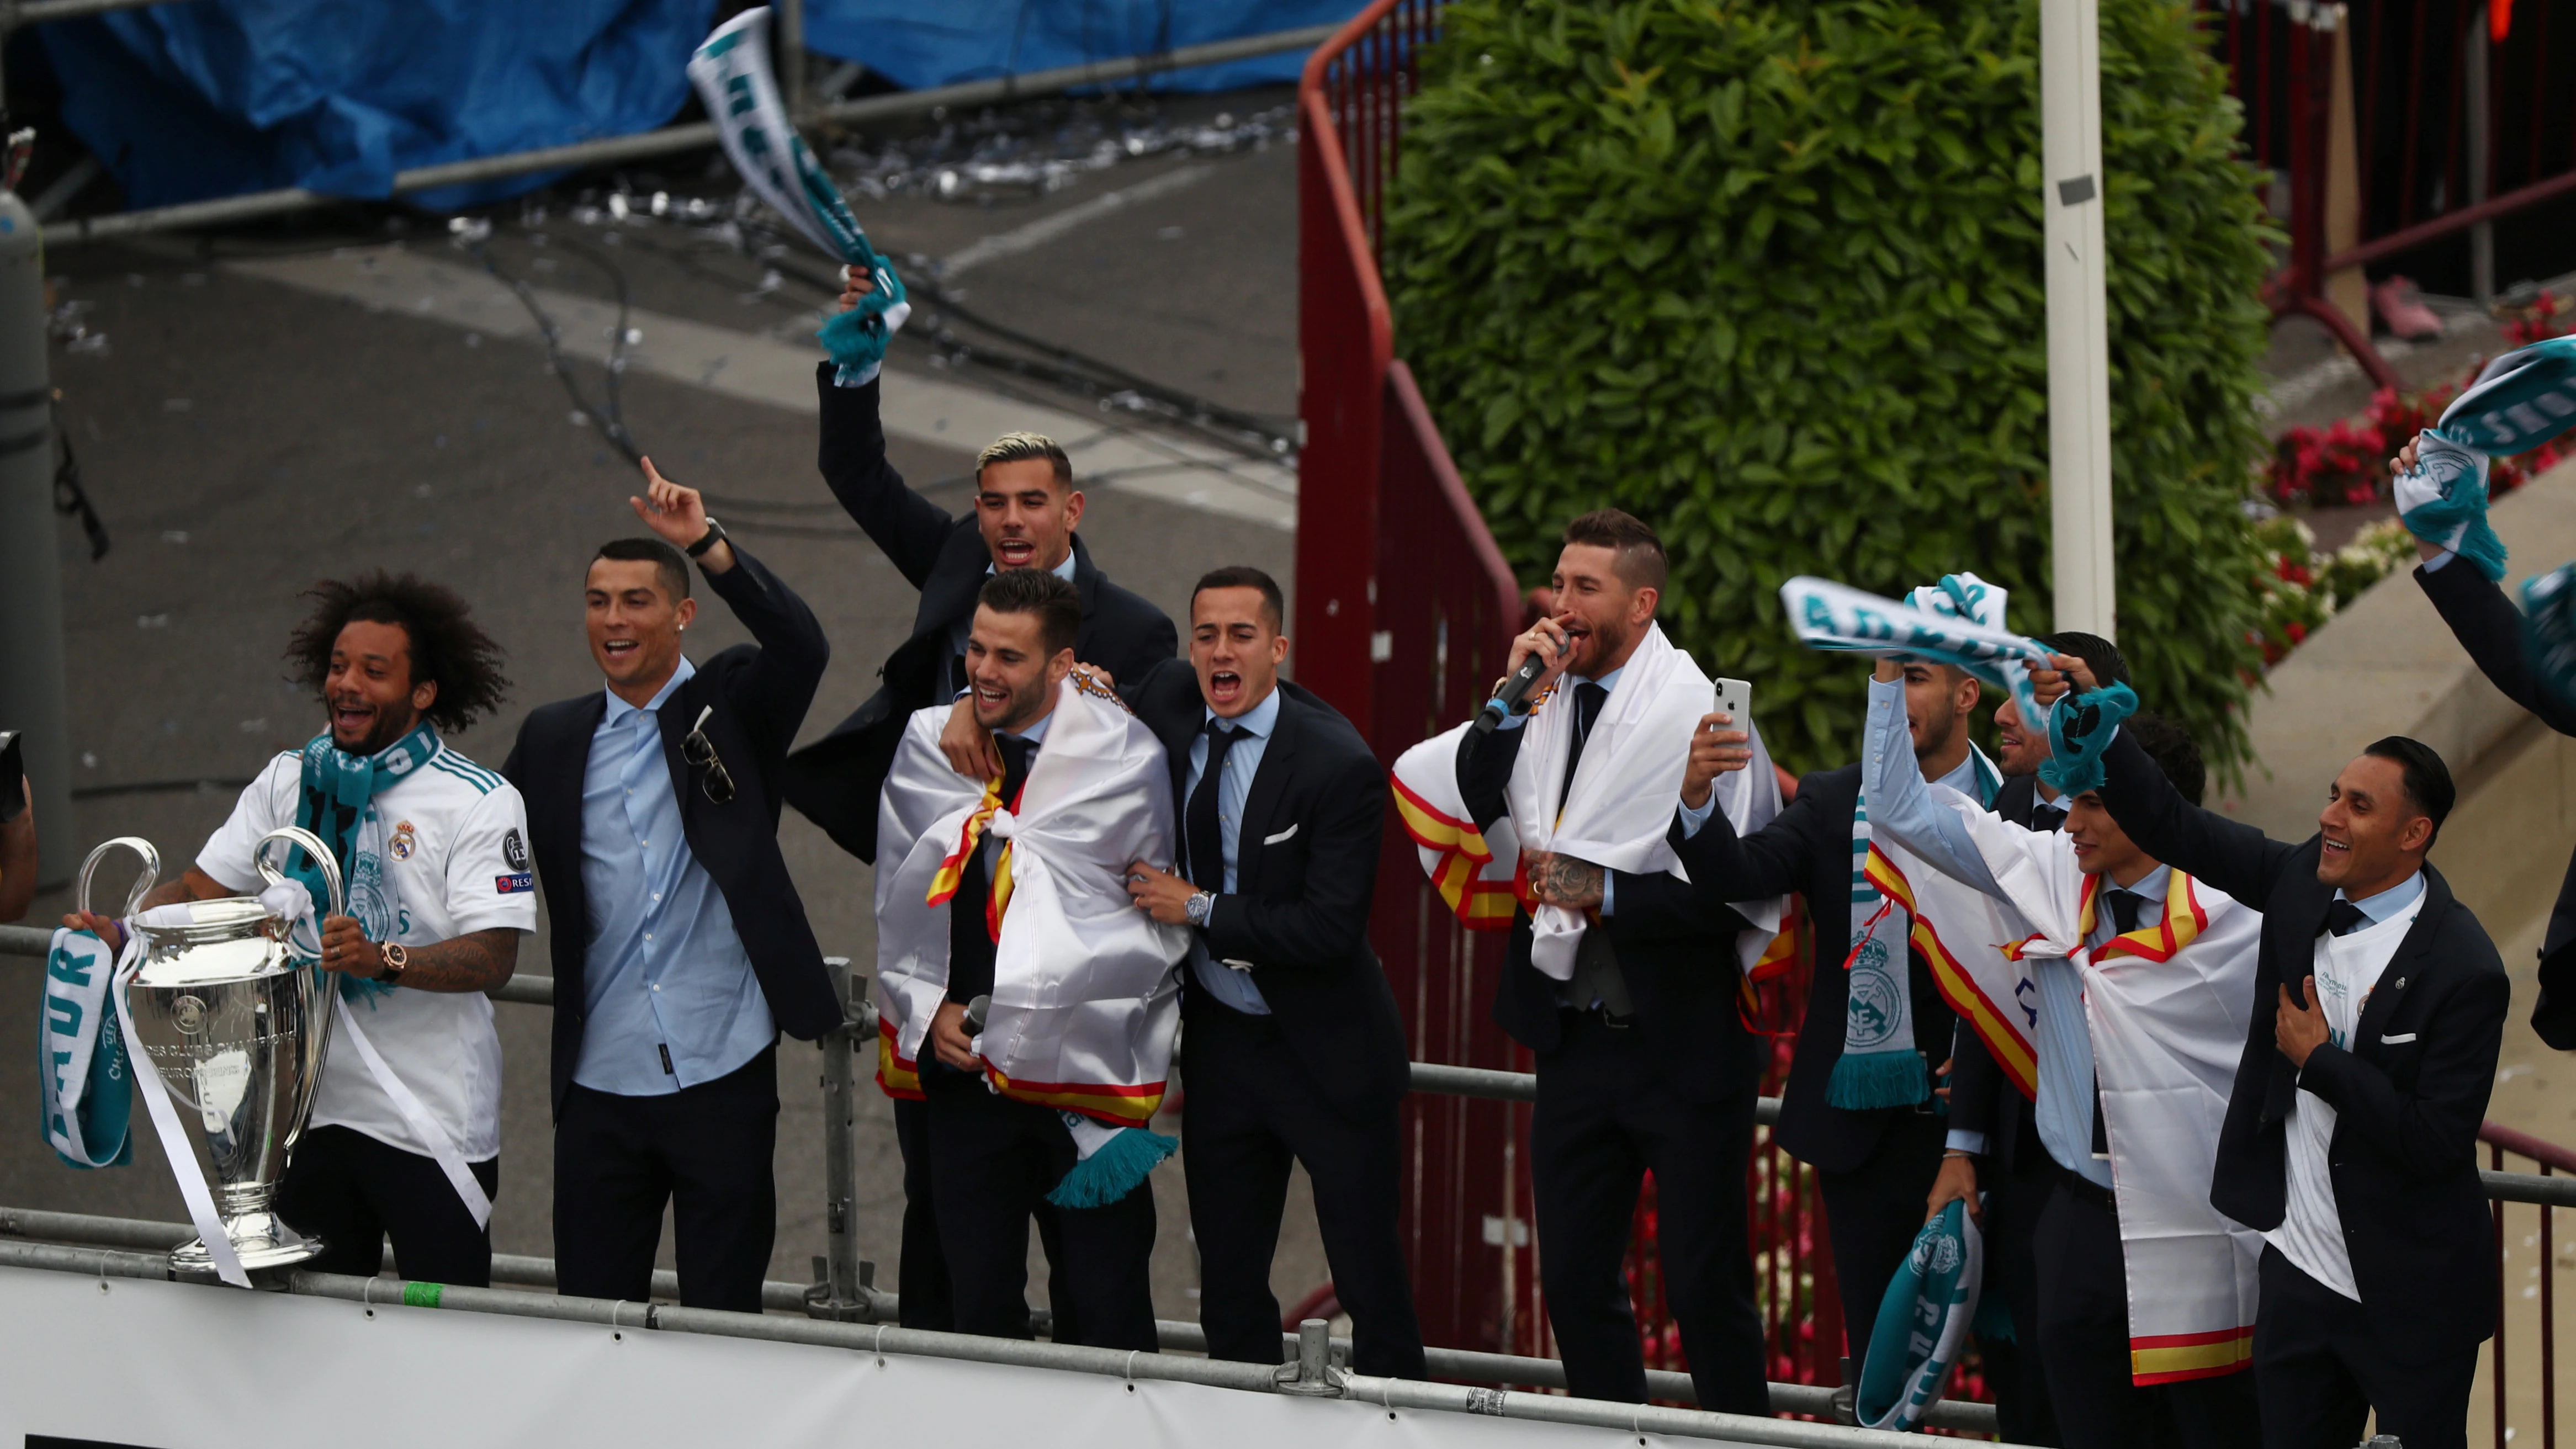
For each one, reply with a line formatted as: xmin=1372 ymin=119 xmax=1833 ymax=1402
xmin=81 ymin=827 xmax=342 ymax=1271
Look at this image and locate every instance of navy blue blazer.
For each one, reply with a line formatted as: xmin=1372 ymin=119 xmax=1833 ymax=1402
xmin=778 ymin=366 xmax=1177 ymax=862
xmin=503 ymin=544 xmax=844 ymax=1117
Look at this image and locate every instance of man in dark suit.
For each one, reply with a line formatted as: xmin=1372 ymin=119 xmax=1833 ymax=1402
xmin=1684 ymin=657 xmax=1992 ymax=1371
xmin=503 ymin=462 xmax=844 ymax=1310
xmin=1120 ymin=566 xmax=1426 ymax=1379
xmin=780 ymin=274 xmax=1177 ymax=1331
xmin=1942 ymin=628 xmax=2126 ymax=1449
xmin=2396 ymin=446 xmax=2576 ymax=1045
xmin=1450 ymin=511 xmax=1771 ymax=1415
xmin=2063 ymin=654 xmax=2508 ymax=1449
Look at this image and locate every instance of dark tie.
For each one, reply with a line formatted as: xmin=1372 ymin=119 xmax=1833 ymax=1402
xmin=1557 ymin=681 xmax=1610 ymax=814
xmin=1186 ymin=720 xmax=1239 ymax=892
xmin=2092 ymin=888 xmax=2146 ymax=1157
xmin=946 ymin=734 xmax=1036 ymax=1011
xmin=2325 ymin=899 xmax=2370 ymax=937
xmin=2030 ymin=801 xmax=2068 ymax=833
xmin=2102 ymin=888 xmax=2143 ymax=936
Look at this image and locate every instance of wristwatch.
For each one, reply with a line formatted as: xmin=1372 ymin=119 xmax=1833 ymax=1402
xmin=375 ymin=942 xmax=408 ymax=986
xmin=1184 ymin=890 xmax=1216 ymax=928
xmin=685 ymin=518 xmax=729 ymax=559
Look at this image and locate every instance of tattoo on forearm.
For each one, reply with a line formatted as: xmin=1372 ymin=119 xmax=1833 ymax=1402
xmin=391 ymin=927 xmax=519 ymax=994
xmin=1540 ymin=855 xmax=1603 ymax=906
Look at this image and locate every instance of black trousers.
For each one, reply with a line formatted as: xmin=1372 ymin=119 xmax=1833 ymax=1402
xmin=1529 ymin=1011 xmax=1768 ymax=1415
xmin=553 ymin=1045 xmax=779 ymax=1311
xmin=1817 ymin=1110 xmax=1947 ymax=1359
xmin=2254 ymin=1246 xmax=2478 ymax=1449
xmin=1180 ymin=996 xmax=1427 ymax=1378
xmin=1979 ymin=1129 xmax=2064 ymax=1447
xmin=2033 ymin=1179 xmax=2261 ymax=1449
xmin=276 ymin=1123 xmax=499 ymax=1286
xmin=924 ymin=1060 xmax=1158 ymax=1350
xmin=892 ymin=1095 xmax=954 ymax=1330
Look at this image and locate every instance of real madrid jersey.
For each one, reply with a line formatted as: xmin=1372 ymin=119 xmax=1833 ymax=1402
xmin=197 ymin=736 xmax=536 ymax=1161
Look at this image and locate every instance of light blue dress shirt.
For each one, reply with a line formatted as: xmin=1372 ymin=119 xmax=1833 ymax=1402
xmin=1185 ymin=686 xmax=1281 ymax=1014
xmin=1859 ymin=676 xmax=2145 ymax=1185
xmin=574 ymin=658 xmax=775 ymax=1095
xmin=2339 ymin=870 xmax=2425 ymax=923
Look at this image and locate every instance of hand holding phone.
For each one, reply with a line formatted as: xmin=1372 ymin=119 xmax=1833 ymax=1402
xmin=1684 ymin=680 xmax=1755 ymax=809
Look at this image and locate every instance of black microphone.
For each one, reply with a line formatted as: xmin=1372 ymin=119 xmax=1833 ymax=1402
xmin=1473 ymin=635 xmax=1568 ymax=735
xmin=964 ymin=994 xmax=992 ymax=1036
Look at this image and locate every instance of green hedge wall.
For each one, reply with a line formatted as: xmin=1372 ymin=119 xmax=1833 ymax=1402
xmin=1386 ymin=0 xmax=2278 ymax=776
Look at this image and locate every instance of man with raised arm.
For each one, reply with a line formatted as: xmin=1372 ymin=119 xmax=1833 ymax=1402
xmin=67 ymin=574 xmax=528 ymax=1287
xmin=1432 ymin=509 xmax=1782 ymax=1414
xmin=505 ymin=461 xmax=842 ymax=1313
xmin=2047 ymin=655 xmax=2506 ymax=1449
xmin=1843 ymin=659 xmax=2261 ymax=1449
xmin=783 ymin=270 xmax=1176 ymax=1329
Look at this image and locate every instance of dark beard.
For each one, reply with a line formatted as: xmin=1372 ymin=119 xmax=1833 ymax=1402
xmin=337 ymin=702 xmax=421 ymax=756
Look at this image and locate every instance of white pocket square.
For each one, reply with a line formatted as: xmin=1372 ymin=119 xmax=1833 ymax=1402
xmin=1262 ymin=824 xmax=1298 ymax=846
xmin=2379 ymin=1032 xmax=2418 ymax=1045
xmin=1220 ymin=958 xmax=1258 ymax=972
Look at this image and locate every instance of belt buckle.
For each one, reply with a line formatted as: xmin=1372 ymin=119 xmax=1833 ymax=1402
xmin=1599 ymin=1008 xmax=1636 ymax=1029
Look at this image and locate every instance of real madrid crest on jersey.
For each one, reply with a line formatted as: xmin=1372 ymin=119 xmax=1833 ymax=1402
xmin=389 ymin=820 xmax=417 ymax=861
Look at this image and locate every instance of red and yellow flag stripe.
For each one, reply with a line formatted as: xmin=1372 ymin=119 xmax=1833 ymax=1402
xmin=876 ymin=1017 xmax=925 ymax=1101
xmin=1389 ymin=777 xmax=1520 ymax=931
xmin=2130 ymin=1326 xmax=2253 ymax=1384
xmin=2081 ymin=871 xmax=2212 ymax=963
xmin=1863 ymin=845 xmax=2040 ymax=1100
xmin=926 ymin=769 xmax=1021 ymax=942
xmin=987 ymin=1066 xmax=1165 ymax=1127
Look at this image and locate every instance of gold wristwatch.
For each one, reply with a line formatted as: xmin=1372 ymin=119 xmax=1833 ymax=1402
xmin=375 ymin=942 xmax=409 ymax=986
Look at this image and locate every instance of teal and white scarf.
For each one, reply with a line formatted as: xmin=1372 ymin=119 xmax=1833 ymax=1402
xmin=1837 ymin=748 xmax=2000 ymax=1110
xmin=2397 ymin=337 xmax=2576 ymax=582
xmin=690 ymin=7 xmax=909 ymax=386
xmin=1855 ymin=1197 xmax=1987 ymax=1431
xmin=294 ymin=721 xmax=439 ymax=1004
xmin=38 ymin=927 xmax=132 ymax=1170
xmin=1797 ymin=574 xmax=2023 ymax=1110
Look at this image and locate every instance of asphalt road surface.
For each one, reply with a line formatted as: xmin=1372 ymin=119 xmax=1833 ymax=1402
xmin=2 ymin=90 xmax=1331 ymax=1331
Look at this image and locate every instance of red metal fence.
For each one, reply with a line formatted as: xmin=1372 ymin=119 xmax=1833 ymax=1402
xmin=1296 ymin=0 xmax=1851 ymax=1393
xmin=2482 ymin=1122 xmax=2570 ymax=1449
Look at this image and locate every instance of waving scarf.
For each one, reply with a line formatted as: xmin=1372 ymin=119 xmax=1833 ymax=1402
xmin=1856 ymin=1198 xmax=1986 ymax=1431
xmin=1503 ymin=623 xmax=1730 ymax=979
xmin=873 ymin=676 xmax=1190 ymax=1204
xmin=2394 ymin=429 xmax=2508 ymax=582
xmin=1783 ymin=574 xmax=2059 ymax=745
xmin=690 ymin=7 xmax=909 ymax=385
xmin=1388 ymin=712 xmax=1787 ymax=974
xmin=293 ymin=723 xmax=439 ymax=1005
xmin=1933 ymin=795 xmax=2264 ymax=1384
xmin=1820 ymin=575 xmax=2019 ymax=1109
xmin=39 ymin=927 xmax=132 ymax=1170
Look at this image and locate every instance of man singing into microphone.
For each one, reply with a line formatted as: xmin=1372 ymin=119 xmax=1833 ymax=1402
xmin=1445 ymin=509 xmax=1780 ymax=1414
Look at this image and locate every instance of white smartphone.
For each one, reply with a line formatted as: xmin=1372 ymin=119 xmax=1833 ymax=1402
xmin=1711 ymin=677 xmax=1752 ymax=731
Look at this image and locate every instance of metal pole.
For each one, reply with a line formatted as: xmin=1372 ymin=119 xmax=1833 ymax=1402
xmin=777 ymin=0 xmax=806 ymax=121
xmin=2039 ymin=0 xmax=2118 ymax=639
xmin=2465 ymin=4 xmax=2494 ymax=308
xmin=805 ymin=955 xmax=872 ymax=1320
xmin=0 ymin=184 xmax=71 ymax=887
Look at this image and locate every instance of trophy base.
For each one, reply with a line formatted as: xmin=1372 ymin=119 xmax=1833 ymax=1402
xmin=172 ymin=1220 xmax=328 ymax=1272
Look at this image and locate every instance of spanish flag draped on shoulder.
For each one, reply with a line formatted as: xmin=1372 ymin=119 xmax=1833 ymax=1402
xmin=1387 ymin=622 xmax=1788 ymax=979
xmin=871 ymin=676 xmax=1191 ymax=1133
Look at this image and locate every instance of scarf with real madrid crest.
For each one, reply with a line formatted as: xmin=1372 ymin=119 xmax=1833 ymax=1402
xmin=871 ymin=671 xmax=1192 ymax=1206
xmin=290 ymin=721 xmax=441 ymax=1004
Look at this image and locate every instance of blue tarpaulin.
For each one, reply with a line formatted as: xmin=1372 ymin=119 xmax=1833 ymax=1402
xmin=802 ymin=0 xmax=1362 ymax=93
xmin=39 ymin=0 xmax=719 ymax=211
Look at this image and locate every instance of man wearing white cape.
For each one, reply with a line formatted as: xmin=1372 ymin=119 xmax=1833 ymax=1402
xmin=1395 ymin=510 xmax=1785 ymax=1414
xmin=1848 ymin=660 xmax=2262 ymax=1449
xmin=871 ymin=570 xmax=1189 ymax=1351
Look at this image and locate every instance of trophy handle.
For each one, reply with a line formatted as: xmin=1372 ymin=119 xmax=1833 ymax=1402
xmin=253 ymin=827 xmax=346 ymax=921
xmin=76 ymin=837 xmax=160 ymax=921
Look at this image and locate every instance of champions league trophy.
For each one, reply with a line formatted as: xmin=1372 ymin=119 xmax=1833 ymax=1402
xmin=79 ymin=827 xmax=342 ymax=1271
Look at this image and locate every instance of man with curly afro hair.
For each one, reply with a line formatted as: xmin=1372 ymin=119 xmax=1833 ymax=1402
xmin=69 ymin=570 xmax=530 ymax=1287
